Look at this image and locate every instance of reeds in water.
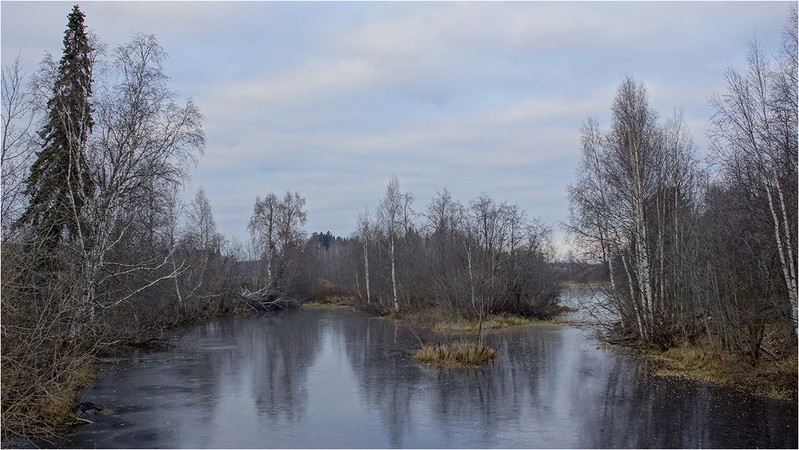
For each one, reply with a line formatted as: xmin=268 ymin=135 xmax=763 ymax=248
xmin=412 ymin=343 xmax=497 ymax=366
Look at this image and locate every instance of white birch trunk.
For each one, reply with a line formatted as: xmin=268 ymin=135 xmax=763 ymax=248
xmin=762 ymin=169 xmax=798 ymax=333
xmin=363 ymin=238 xmax=371 ymax=304
xmin=390 ymin=236 xmax=398 ymax=313
xmin=466 ymin=243 xmax=476 ymax=311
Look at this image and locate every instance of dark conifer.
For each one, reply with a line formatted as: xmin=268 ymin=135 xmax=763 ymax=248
xmin=20 ymin=4 xmax=94 ymax=249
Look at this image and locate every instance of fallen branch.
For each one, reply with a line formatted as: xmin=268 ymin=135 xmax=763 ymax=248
xmin=238 ymin=287 xmax=298 ymax=311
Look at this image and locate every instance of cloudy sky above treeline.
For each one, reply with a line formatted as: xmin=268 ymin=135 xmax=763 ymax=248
xmin=2 ymin=1 xmax=792 ymax=255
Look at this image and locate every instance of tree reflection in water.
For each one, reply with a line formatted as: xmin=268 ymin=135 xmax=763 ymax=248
xmin=65 ymin=308 xmax=797 ymax=448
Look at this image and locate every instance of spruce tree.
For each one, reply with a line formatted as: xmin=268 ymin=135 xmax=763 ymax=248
xmin=20 ymin=4 xmax=94 ymax=249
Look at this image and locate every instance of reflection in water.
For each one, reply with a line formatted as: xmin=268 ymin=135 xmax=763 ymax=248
xmin=65 ymin=308 xmax=797 ymax=448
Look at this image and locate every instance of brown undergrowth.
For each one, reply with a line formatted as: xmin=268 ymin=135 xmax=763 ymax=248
xmin=413 ymin=343 xmax=498 ymax=367
xmin=647 ymin=342 xmax=798 ymax=401
xmin=402 ymin=307 xmax=569 ymax=335
xmin=300 ymin=295 xmax=357 ymax=309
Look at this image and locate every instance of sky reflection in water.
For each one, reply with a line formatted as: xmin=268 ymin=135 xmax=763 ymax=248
xmin=65 ymin=306 xmax=797 ymax=448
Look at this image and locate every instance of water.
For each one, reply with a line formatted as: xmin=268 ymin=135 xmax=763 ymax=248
xmin=63 ymin=304 xmax=797 ymax=448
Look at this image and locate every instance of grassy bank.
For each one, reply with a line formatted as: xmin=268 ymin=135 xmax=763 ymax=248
xmin=402 ymin=307 xmax=573 ymax=334
xmin=646 ymin=343 xmax=798 ymax=401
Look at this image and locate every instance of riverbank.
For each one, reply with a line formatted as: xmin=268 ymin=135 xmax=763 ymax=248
xmin=646 ymin=342 xmax=798 ymax=401
xmin=301 ymin=296 xmax=573 ymax=332
xmin=0 ymin=295 xmax=267 ymax=446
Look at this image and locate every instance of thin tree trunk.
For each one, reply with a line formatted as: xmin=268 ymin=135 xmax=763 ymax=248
xmin=390 ymin=237 xmax=398 ymax=313
xmin=363 ymin=239 xmax=371 ymax=304
xmin=466 ymin=242 xmax=476 ymax=311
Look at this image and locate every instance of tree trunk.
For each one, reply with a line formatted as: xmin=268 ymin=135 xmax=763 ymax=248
xmin=390 ymin=237 xmax=398 ymax=313
xmin=363 ymin=238 xmax=371 ymax=304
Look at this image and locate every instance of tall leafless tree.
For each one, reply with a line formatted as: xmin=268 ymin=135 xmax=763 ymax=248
xmin=568 ymin=77 xmax=702 ymax=346
xmin=246 ymin=191 xmax=307 ymax=300
xmin=709 ymin=22 xmax=798 ymax=335
xmin=377 ymin=176 xmax=406 ymax=313
xmin=1 ymin=58 xmax=38 ymax=239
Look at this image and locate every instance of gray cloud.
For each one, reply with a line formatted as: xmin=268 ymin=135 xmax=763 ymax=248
xmin=2 ymin=1 xmax=792 ymax=255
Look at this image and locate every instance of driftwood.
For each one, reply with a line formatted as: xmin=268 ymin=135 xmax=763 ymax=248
xmin=238 ymin=287 xmax=298 ymax=311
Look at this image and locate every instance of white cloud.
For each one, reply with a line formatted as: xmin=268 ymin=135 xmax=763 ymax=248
xmin=3 ymin=0 xmax=792 ymax=247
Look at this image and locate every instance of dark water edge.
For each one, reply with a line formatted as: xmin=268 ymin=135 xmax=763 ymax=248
xmin=48 ymin=306 xmax=797 ymax=449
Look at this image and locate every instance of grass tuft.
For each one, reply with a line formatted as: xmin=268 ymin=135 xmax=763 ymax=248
xmin=412 ymin=343 xmax=498 ymax=367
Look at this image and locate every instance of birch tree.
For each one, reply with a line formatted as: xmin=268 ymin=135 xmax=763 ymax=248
xmin=248 ymin=193 xmax=279 ymax=289
xmin=187 ymin=187 xmax=222 ymax=253
xmin=2 ymin=10 xmax=205 ymax=437
xmin=74 ymin=33 xmax=203 ymax=327
xmin=568 ymin=76 xmax=701 ymax=346
xmin=357 ymin=207 xmax=372 ymax=304
xmin=1 ymin=59 xmax=38 ymax=239
xmin=377 ymin=176 xmax=405 ymax=312
xmin=247 ymin=191 xmax=307 ymax=297
xmin=710 ymin=20 xmax=798 ymax=334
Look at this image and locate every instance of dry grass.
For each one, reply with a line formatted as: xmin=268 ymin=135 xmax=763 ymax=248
xmin=650 ymin=344 xmax=729 ymax=383
xmin=648 ymin=342 xmax=797 ymax=401
xmin=301 ymin=296 xmax=356 ymax=309
xmin=412 ymin=343 xmax=498 ymax=367
xmin=556 ymin=280 xmax=609 ymax=288
xmin=431 ymin=315 xmax=537 ymax=333
xmin=2 ymin=348 xmax=96 ymax=441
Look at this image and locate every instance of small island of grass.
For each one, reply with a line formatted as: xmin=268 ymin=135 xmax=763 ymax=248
xmin=412 ymin=342 xmax=498 ymax=367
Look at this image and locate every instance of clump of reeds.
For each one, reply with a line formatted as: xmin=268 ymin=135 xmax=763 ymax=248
xmin=431 ymin=315 xmax=541 ymax=333
xmin=412 ymin=343 xmax=498 ymax=366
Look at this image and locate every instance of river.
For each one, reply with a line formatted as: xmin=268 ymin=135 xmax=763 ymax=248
xmin=62 ymin=293 xmax=796 ymax=448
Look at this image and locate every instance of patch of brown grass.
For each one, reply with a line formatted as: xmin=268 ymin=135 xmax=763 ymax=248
xmin=301 ymin=296 xmax=356 ymax=309
xmin=556 ymin=280 xmax=608 ymax=288
xmin=431 ymin=315 xmax=538 ymax=333
xmin=412 ymin=343 xmax=498 ymax=366
xmin=650 ymin=344 xmax=730 ymax=383
xmin=648 ymin=342 xmax=797 ymax=401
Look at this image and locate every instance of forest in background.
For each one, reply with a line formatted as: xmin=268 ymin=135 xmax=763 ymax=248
xmin=1 ymin=4 xmax=796 ymax=443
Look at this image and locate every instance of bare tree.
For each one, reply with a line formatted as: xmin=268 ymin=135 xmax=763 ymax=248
xmin=709 ymin=28 xmax=798 ymax=334
xmin=246 ymin=191 xmax=307 ymax=302
xmin=356 ymin=206 xmax=372 ymax=304
xmin=187 ymin=187 xmax=222 ymax=253
xmin=165 ymin=187 xmax=225 ymax=314
xmin=424 ymin=189 xmax=465 ymax=309
xmin=377 ymin=176 xmax=406 ymax=313
xmin=277 ymin=191 xmax=308 ymax=254
xmin=248 ymin=193 xmax=279 ymax=289
xmin=2 ymin=17 xmax=204 ymax=439
xmin=568 ymin=77 xmax=702 ymax=346
xmin=1 ymin=58 xmax=38 ymax=239
xmin=66 ymin=33 xmax=204 ymax=330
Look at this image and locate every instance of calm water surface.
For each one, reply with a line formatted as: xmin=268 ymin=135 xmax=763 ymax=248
xmin=64 ymin=300 xmax=797 ymax=448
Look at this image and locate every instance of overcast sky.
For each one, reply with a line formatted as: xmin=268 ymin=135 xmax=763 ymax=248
xmin=2 ymin=1 xmax=793 ymax=255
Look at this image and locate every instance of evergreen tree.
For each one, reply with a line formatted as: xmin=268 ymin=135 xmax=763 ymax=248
xmin=20 ymin=4 xmax=94 ymax=249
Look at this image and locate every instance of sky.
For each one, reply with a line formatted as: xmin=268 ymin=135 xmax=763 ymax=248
xmin=1 ymin=1 xmax=793 ymax=257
